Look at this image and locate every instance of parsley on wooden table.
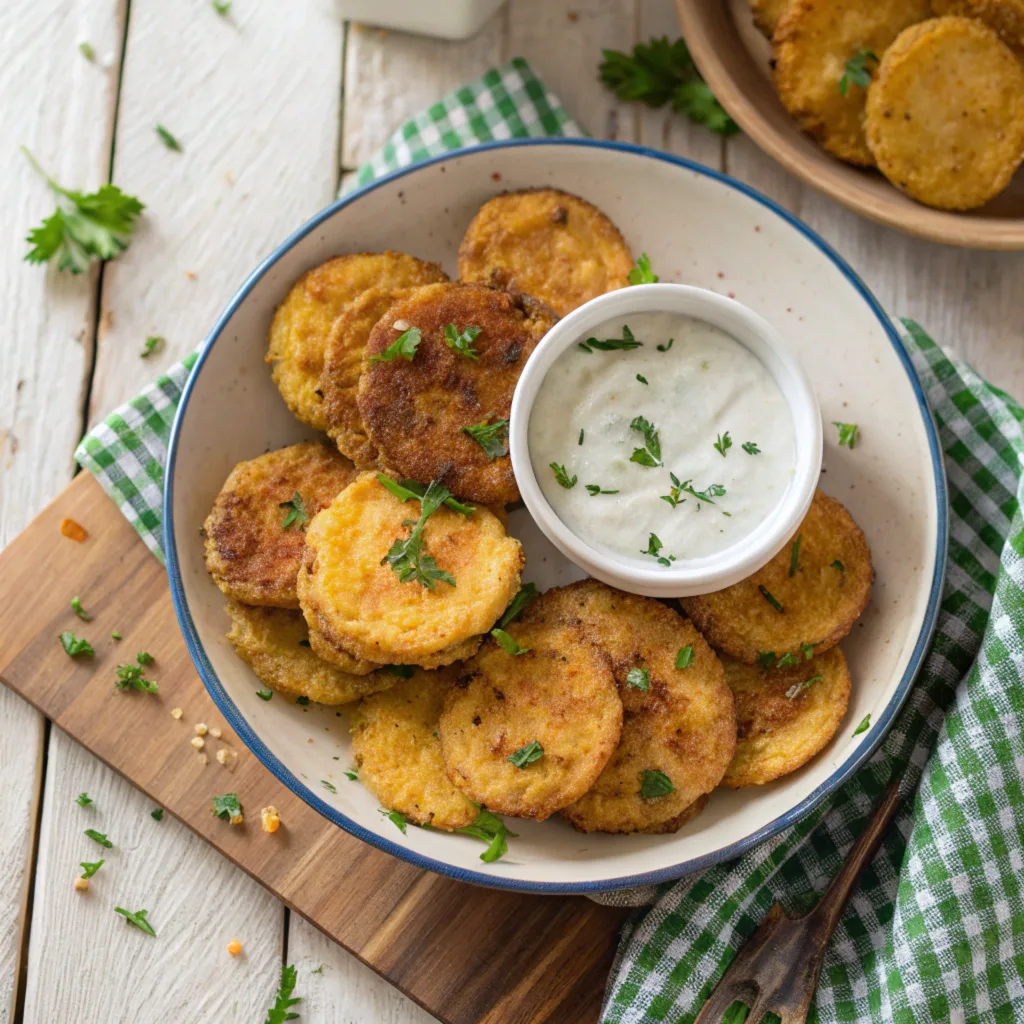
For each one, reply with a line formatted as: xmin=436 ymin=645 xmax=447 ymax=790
xmin=59 ymin=632 xmax=94 ymax=657
xmin=151 ymin=808 xmax=164 ymax=821
xmin=70 ymin=595 xmax=90 ymax=620
xmin=628 ymin=252 xmax=659 ymax=285
xmin=508 ymin=740 xmax=544 ymax=768
xmin=369 ymin=326 xmax=421 ymax=363
xmin=264 ymin=964 xmax=301 ymax=1024
xmin=155 ymin=125 xmax=182 ymax=151
xmin=380 ymin=480 xmax=457 ymax=590
xmin=80 ymin=860 xmax=104 ymax=879
xmin=76 ymin=792 xmax=93 ymax=807
xmin=115 ymin=652 xmax=158 ymax=693
xmin=114 ymin=907 xmax=156 ymax=936
xmin=211 ymin=793 xmax=243 ymax=823
xmin=141 ymin=335 xmax=164 ymax=359
xmin=85 ymin=828 xmax=113 ymax=848
xmin=463 ymin=418 xmax=509 ymax=459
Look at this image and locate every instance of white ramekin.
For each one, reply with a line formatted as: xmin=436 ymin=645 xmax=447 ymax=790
xmin=509 ymin=284 xmax=823 ymax=598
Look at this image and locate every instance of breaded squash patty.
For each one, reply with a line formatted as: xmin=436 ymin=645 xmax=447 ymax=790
xmin=774 ymin=0 xmax=931 ymax=165
xmin=681 ymin=490 xmax=872 ymax=665
xmin=350 ymin=668 xmax=478 ymax=830
xmin=225 ymin=599 xmax=393 ymax=704
xmin=751 ymin=0 xmax=792 ymax=37
xmin=297 ymin=472 xmax=523 ymax=668
xmin=438 ymin=622 xmax=622 ymax=822
xmin=722 ymin=646 xmax=851 ymax=787
xmin=865 ymin=17 xmax=1024 ymax=210
xmin=521 ymin=580 xmax=736 ymax=834
xmin=932 ymin=0 xmax=1024 ymax=46
xmin=357 ymin=282 xmax=556 ymax=505
xmin=266 ymin=251 xmax=446 ymax=432
xmin=457 ymin=188 xmax=634 ymax=317
xmin=642 ymin=794 xmax=709 ymax=835
xmin=203 ymin=442 xmax=358 ymax=609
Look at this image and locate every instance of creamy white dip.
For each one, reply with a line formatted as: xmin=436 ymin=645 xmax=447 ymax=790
xmin=528 ymin=312 xmax=796 ymax=568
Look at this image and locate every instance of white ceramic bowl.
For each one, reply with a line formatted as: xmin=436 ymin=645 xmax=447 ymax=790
xmin=509 ymin=283 xmax=823 ymax=597
xmin=165 ymin=139 xmax=946 ymax=893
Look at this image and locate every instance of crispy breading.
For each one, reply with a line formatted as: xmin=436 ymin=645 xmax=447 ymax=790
xmin=639 ymin=794 xmax=709 ymax=835
xmin=266 ymin=251 xmax=446 ymax=432
xmin=357 ymin=282 xmax=556 ymax=505
xmin=203 ymin=442 xmax=358 ymax=609
xmin=681 ymin=490 xmax=872 ymax=665
xmin=225 ymin=599 xmax=394 ymax=705
xmin=350 ymin=667 xmax=478 ymax=829
xmin=722 ymin=646 xmax=851 ymax=787
xmin=751 ymin=0 xmax=793 ymax=37
xmin=932 ymin=0 xmax=1024 ymax=45
xmin=438 ymin=622 xmax=622 ymax=822
xmin=297 ymin=471 xmax=523 ymax=668
xmin=521 ymin=580 xmax=736 ymax=834
xmin=865 ymin=17 xmax=1024 ymax=210
xmin=457 ymin=188 xmax=634 ymax=317
xmin=774 ymin=0 xmax=931 ymax=165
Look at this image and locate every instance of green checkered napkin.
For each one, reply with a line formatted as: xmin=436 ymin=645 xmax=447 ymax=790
xmin=75 ymin=62 xmax=1024 ymax=1023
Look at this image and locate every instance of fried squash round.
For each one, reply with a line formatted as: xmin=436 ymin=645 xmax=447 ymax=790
xmin=297 ymin=471 xmax=523 ymax=669
xmin=751 ymin=0 xmax=792 ymax=37
xmin=680 ymin=490 xmax=872 ymax=665
xmin=203 ymin=442 xmax=358 ymax=609
xmin=865 ymin=17 xmax=1024 ymax=210
xmin=722 ymin=646 xmax=851 ymax=788
xmin=932 ymin=0 xmax=1024 ymax=46
xmin=438 ymin=622 xmax=622 ymax=822
xmin=357 ymin=282 xmax=556 ymax=505
xmin=350 ymin=667 xmax=478 ymax=830
xmin=457 ymin=189 xmax=633 ymax=317
xmin=521 ymin=580 xmax=736 ymax=834
xmin=774 ymin=0 xmax=931 ymax=165
xmin=266 ymin=251 xmax=446 ymax=432
xmin=225 ymin=599 xmax=394 ymax=705
xmin=640 ymin=794 xmax=709 ymax=835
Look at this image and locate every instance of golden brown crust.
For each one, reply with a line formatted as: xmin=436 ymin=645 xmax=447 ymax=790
xmin=203 ymin=443 xmax=358 ymax=609
xmin=350 ymin=668 xmax=479 ymax=829
xmin=752 ymin=0 xmax=793 ymax=37
xmin=932 ymin=0 xmax=1024 ymax=45
xmin=457 ymin=188 xmax=633 ymax=317
xmin=225 ymin=599 xmax=394 ymax=705
xmin=521 ymin=580 xmax=736 ymax=834
xmin=638 ymin=794 xmax=709 ymax=835
xmin=438 ymin=622 xmax=622 ymax=822
xmin=774 ymin=0 xmax=932 ymax=165
xmin=357 ymin=282 xmax=556 ymax=505
xmin=722 ymin=647 xmax=851 ymax=787
xmin=297 ymin=471 xmax=523 ymax=668
xmin=266 ymin=251 xmax=446 ymax=432
xmin=865 ymin=17 xmax=1024 ymax=210
xmin=680 ymin=490 xmax=872 ymax=665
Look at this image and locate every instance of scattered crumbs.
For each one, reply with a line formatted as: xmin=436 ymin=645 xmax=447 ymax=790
xmin=727 ymin=291 xmax=736 ymax=299
xmin=170 ymin=707 xmax=183 ymax=720
xmin=227 ymin=939 xmax=242 ymax=957
xmin=261 ymin=806 xmax=281 ymax=833
xmin=716 ymin=271 xmax=724 ymax=279
xmin=194 ymin=723 xmax=208 ymax=736
xmin=224 ymin=170 xmax=234 ymax=186
xmin=198 ymin=752 xmax=209 ymax=765
xmin=73 ymin=876 xmax=89 ymax=892
xmin=185 ymin=270 xmax=196 ymax=280
xmin=111 ymin=630 xmax=122 ymax=641
xmin=216 ymin=748 xmax=237 ymax=768
xmin=307 ymin=738 xmax=313 ymax=744
xmin=491 ymin=171 xmax=501 ymax=181
xmin=567 ymin=10 xmax=578 ymax=20
xmin=209 ymin=726 xmax=222 ymax=739
xmin=191 ymin=736 xmax=205 ymax=750
xmin=60 ymin=517 xmax=88 ymax=543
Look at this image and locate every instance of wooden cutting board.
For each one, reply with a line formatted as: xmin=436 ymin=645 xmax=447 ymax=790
xmin=0 ymin=473 xmax=628 ymax=1024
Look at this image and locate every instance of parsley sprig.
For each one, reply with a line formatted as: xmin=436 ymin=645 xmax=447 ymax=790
xmin=452 ymin=807 xmax=517 ymax=863
xmin=832 ymin=421 xmax=859 ymax=448
xmin=380 ymin=480 xmax=457 ymax=590
xmin=498 ymin=582 xmax=539 ymax=628
xmin=630 ymin=416 xmax=662 ymax=467
xmin=444 ymin=323 xmax=482 ymax=360
xmin=491 ymin=628 xmax=530 ymax=656
xmin=641 ymin=532 xmax=676 ymax=566
xmin=639 ymin=769 xmax=675 ymax=799
xmin=838 ymin=49 xmax=878 ymax=95
xmin=211 ymin=793 xmax=244 ymax=823
xmin=370 ymin=326 xmax=421 ymax=363
xmin=463 ymin=418 xmax=509 ymax=459
xmin=508 ymin=740 xmax=544 ymax=768
xmin=579 ymin=325 xmax=643 ymax=352
xmin=279 ymin=492 xmax=307 ymax=529
xmin=115 ymin=652 xmax=158 ymax=693
xmin=626 ymin=666 xmax=650 ymax=690
xmin=549 ymin=462 xmax=577 ymax=489
xmin=713 ymin=431 xmax=732 ymax=457
xmin=155 ymin=125 xmax=182 ymax=152
xmin=114 ymin=907 xmax=156 ymax=937
xmin=264 ymin=964 xmax=302 ymax=1024
xmin=59 ymin=632 xmax=94 ymax=657
xmin=376 ymin=473 xmax=474 ymax=516
xmin=586 ymin=484 xmax=619 ymax=496
xmin=628 ymin=253 xmax=659 ymax=285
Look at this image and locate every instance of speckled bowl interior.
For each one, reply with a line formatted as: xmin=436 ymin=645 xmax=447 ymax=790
xmin=165 ymin=139 xmax=946 ymax=893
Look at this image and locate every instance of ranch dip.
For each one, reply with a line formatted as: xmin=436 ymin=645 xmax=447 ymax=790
xmin=528 ymin=311 xmax=796 ymax=568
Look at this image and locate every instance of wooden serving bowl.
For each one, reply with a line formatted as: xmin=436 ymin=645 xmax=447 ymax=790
xmin=677 ymin=0 xmax=1024 ymax=249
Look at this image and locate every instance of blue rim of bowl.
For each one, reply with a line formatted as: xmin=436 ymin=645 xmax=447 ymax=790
xmin=164 ymin=137 xmax=948 ymax=895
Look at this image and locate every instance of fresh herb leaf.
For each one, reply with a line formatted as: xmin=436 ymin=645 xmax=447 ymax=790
xmin=675 ymin=646 xmax=694 ymax=669
xmin=80 ymin=859 xmax=104 ymax=879
xmin=832 ymin=559 xmax=846 ymax=572
xmin=636 ymin=373 xmax=648 ymax=385
xmin=758 ymin=651 xmax=776 ymax=668
xmin=296 ymin=696 xmax=310 ymax=705
xmin=581 ymin=325 xmax=643 ymax=351
xmin=462 ymin=418 xmax=509 ymax=460
xmin=70 ymin=595 xmax=90 ymax=620
xmin=79 ymin=41 xmax=97 ymax=62
xmin=677 ymin=479 xmax=726 ymax=505
xmin=444 ymin=323 xmax=482 ymax=361
xmin=853 ymin=714 xmax=871 ymax=736
xmin=211 ymin=793 xmax=243 ymax=823
xmin=832 ymin=421 xmax=858 ymax=449
xmin=742 ymin=441 xmax=761 ymax=455
xmin=759 ymin=585 xmax=784 ymax=612
xmin=657 ymin=338 xmax=674 ymax=352
xmin=775 ymin=652 xmax=800 ymax=668
xmin=639 ymin=769 xmax=675 ymax=799
xmin=76 ymin=792 xmax=93 ymax=807
xmin=141 ymin=335 xmax=164 ymax=359
xmin=640 ymin=532 xmax=676 ymax=566
xmin=713 ymin=431 xmax=732 ymax=457
xmin=381 ymin=808 xmax=407 ymax=834
xmin=115 ymin=662 xmax=158 ymax=693
xmin=369 ymin=327 xmax=422 ymax=363
xmin=626 ymin=666 xmax=650 ymax=690
xmin=786 ymin=674 xmax=823 ymax=700
xmin=111 ymin=630 xmax=122 ymax=641
xmin=60 ymin=632 xmax=94 ymax=657
xmin=578 ymin=342 xmax=592 ymax=353
xmin=343 ymin=770 xmax=358 ymax=781
xmin=321 ymin=780 xmax=337 ymax=794
xmin=264 ymin=964 xmax=302 ymax=1024
xmin=311 ymin=964 xmax=325 ymax=975
xmin=454 ymin=808 xmax=517 ymax=863
xmin=789 ymin=534 xmax=802 ymax=577
xmin=629 ymin=415 xmax=662 ymax=466
xmin=384 ymin=664 xmax=416 ymax=679
xmin=578 ymin=428 xmax=584 ymax=446
xmin=498 ymin=582 xmax=539 ymax=628
xmin=114 ymin=907 xmax=156 ymax=937
xmin=674 ymin=80 xmax=739 ymax=134
xmin=380 ymin=480 xmax=457 ymax=590
xmin=507 ymin=740 xmax=544 ymax=768
xmin=136 ymin=651 xmax=154 ymax=665
xmin=801 ymin=642 xmax=816 ymax=660
xmin=85 ymin=828 xmax=112 ymax=848
xmin=586 ymin=484 xmax=620 ymax=496
xmin=838 ymin=49 xmax=878 ymax=95
xmin=279 ymin=492 xmax=307 ymax=529
xmin=22 ymin=147 xmax=144 ymax=274
xmin=151 ymin=808 xmax=164 ymax=821
xmin=549 ymin=462 xmax=577 ymax=489
xmin=628 ymin=252 xmax=659 ymax=285
xmin=212 ymin=0 xmax=232 ymax=13
xmin=491 ymin=628 xmax=530 ymax=656
xmin=155 ymin=125 xmax=182 ymax=152
xmin=375 ymin=473 xmax=475 ymax=516
xmin=256 ymin=688 xmax=272 ymax=701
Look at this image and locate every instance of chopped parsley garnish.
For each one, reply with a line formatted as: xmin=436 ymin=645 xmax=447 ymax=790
xmin=111 ymin=631 xmax=122 ymax=641
xmin=76 ymin=792 xmax=93 ymax=807
xmin=786 ymin=674 xmax=823 ymax=700
xmin=80 ymin=860 xmax=104 ymax=879
xmin=657 ymin=338 xmax=674 ymax=353
xmin=832 ymin=559 xmax=846 ymax=572
xmin=498 ymin=582 xmax=539 ymax=628
xmin=626 ymin=666 xmax=651 ymax=690
xmin=838 ymin=49 xmax=878 ymax=95
xmin=375 ymin=473 xmax=475 ymax=516
xmin=586 ymin=484 xmax=620 ymax=496
xmin=636 ymin=373 xmax=648 ymax=385
xmin=22 ymin=146 xmax=144 ymax=274
xmin=141 ymin=335 xmax=164 ymax=359
xmin=369 ymin=326 xmax=422 ymax=363
xmin=759 ymin=585 xmax=784 ymax=612
xmin=279 ymin=492 xmax=307 ymax=529
xmin=742 ymin=441 xmax=761 ymax=455
xmin=384 ymin=664 xmax=416 ymax=679
xmin=492 ymin=628 xmax=530 ymax=656
xmin=60 ymin=632 xmax=94 ymax=657
xmin=678 ymin=479 xmax=726 ymax=505
xmin=675 ymin=646 xmax=694 ymax=669
xmin=661 ymin=472 xmax=685 ymax=508
xmin=85 ymin=828 xmax=112 ymax=848
xmin=627 ymin=252 xmax=659 ymax=285
xmin=641 ymin=532 xmax=676 ymax=566
xmin=453 ymin=807 xmax=517 ymax=862
xmin=114 ymin=907 xmax=156 ymax=937
xmin=212 ymin=0 xmax=232 ymax=13
xmin=296 ymin=696 xmax=310 ymax=705
xmin=444 ymin=322 xmax=482 ymax=360
xmin=579 ymin=325 xmax=643 ymax=352
xmin=136 ymin=651 xmax=154 ymax=665
xmin=211 ymin=793 xmax=243 ymax=823
xmin=264 ymin=964 xmax=302 ymax=1024
xmin=380 ymin=480 xmax=457 ymax=590
xmin=801 ymin=642 xmax=816 ymax=660
xmin=639 ymin=769 xmax=675 ymax=800
xmin=789 ymin=534 xmax=802 ymax=577
xmin=629 ymin=415 xmax=662 ymax=467
xmin=713 ymin=431 xmax=732 ymax=457
xmin=758 ymin=651 xmax=776 ymax=668
xmin=79 ymin=41 xmax=97 ymax=62
xmin=578 ymin=428 xmax=584 ymax=445
xmin=775 ymin=652 xmax=800 ymax=668
xmin=853 ymin=714 xmax=871 ymax=736
xmin=832 ymin=421 xmax=858 ymax=448
xmin=151 ymin=808 xmax=164 ymax=821
xmin=115 ymin=654 xmax=158 ymax=693
xmin=463 ymin=418 xmax=509 ymax=459
xmin=321 ymin=780 xmax=337 ymax=794
xmin=256 ymin=688 xmax=272 ymax=700
xmin=508 ymin=740 xmax=544 ymax=768
xmin=549 ymin=462 xmax=577 ymax=489
xmin=381 ymin=808 xmax=407 ymax=834
xmin=70 ymin=595 xmax=90 ymax=620
xmin=155 ymin=125 xmax=182 ymax=152
xmin=343 ymin=770 xmax=358 ymax=781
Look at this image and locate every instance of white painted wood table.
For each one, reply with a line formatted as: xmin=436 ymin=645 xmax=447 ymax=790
xmin=2 ymin=1 xmax=1022 ymax=1021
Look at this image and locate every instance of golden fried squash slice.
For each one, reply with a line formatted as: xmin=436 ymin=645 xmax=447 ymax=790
xmin=438 ymin=622 xmax=622 ymax=822
xmin=865 ymin=17 xmax=1024 ymax=210
xmin=225 ymin=599 xmax=394 ymax=705
xmin=774 ymin=0 xmax=931 ymax=165
xmin=297 ymin=471 xmax=523 ymax=669
xmin=681 ymin=490 xmax=872 ymax=665
xmin=457 ymin=188 xmax=634 ymax=316
xmin=357 ymin=282 xmax=556 ymax=505
xmin=752 ymin=0 xmax=793 ymax=37
xmin=266 ymin=251 xmax=446 ymax=432
xmin=350 ymin=668 xmax=478 ymax=830
xmin=203 ymin=442 xmax=358 ymax=609
xmin=932 ymin=0 xmax=1024 ymax=46
xmin=521 ymin=580 xmax=736 ymax=834
xmin=722 ymin=646 xmax=851 ymax=788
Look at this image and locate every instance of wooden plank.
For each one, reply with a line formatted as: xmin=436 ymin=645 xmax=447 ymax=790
xmin=0 ymin=474 xmax=627 ymax=1024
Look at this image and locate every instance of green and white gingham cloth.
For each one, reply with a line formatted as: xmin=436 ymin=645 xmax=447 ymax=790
xmin=75 ymin=61 xmax=1024 ymax=1023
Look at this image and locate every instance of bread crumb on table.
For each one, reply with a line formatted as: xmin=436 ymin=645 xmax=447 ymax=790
xmin=194 ymin=723 xmax=208 ymax=736
xmin=171 ymin=707 xmax=183 ymax=720
xmin=261 ymin=806 xmax=281 ymax=833
xmin=191 ymin=736 xmax=205 ymax=750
